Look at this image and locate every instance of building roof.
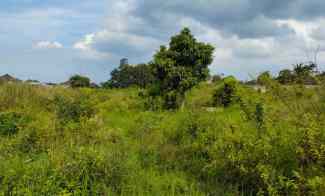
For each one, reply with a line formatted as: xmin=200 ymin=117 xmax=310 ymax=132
xmin=0 ymin=74 xmax=21 ymax=83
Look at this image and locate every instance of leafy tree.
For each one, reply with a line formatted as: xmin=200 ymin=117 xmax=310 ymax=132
xmin=277 ymin=69 xmax=294 ymax=84
xmin=103 ymin=64 xmax=154 ymax=88
xmin=150 ymin=28 xmax=215 ymax=109
xmin=276 ymin=63 xmax=318 ymax=85
xmin=257 ymin=71 xmax=272 ymax=85
xmin=293 ymin=63 xmax=317 ymax=84
xmin=68 ymin=75 xmax=91 ymax=88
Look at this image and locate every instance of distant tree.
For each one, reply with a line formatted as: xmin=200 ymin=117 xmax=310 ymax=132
xmin=68 ymin=75 xmax=91 ymax=88
xmin=257 ymin=71 xmax=272 ymax=85
xmin=293 ymin=62 xmax=317 ymax=84
xmin=133 ymin=64 xmax=156 ymax=88
xmin=150 ymin=28 xmax=215 ymax=109
xmin=104 ymin=65 xmax=133 ymax=88
xmin=211 ymin=74 xmax=223 ymax=83
xmin=103 ymin=63 xmax=154 ymax=88
xmin=277 ymin=69 xmax=294 ymax=84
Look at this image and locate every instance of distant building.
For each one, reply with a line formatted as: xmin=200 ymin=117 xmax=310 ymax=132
xmin=25 ymin=79 xmax=41 ymax=86
xmin=0 ymin=74 xmax=21 ymax=84
xmin=120 ymin=58 xmax=128 ymax=67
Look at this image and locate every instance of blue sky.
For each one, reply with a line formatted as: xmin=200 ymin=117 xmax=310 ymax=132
xmin=1 ymin=0 xmax=325 ymax=83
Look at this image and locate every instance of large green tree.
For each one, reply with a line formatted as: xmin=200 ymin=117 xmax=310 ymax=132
xmin=150 ymin=28 xmax=215 ymax=109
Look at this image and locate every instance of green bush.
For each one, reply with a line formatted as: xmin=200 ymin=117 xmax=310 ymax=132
xmin=213 ymin=77 xmax=240 ymax=107
xmin=0 ymin=79 xmax=324 ymax=195
xmin=54 ymin=94 xmax=95 ymax=123
xmin=68 ymin=75 xmax=91 ymax=88
xmin=0 ymin=112 xmax=28 ymax=136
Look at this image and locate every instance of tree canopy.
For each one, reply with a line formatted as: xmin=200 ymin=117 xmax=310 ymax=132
xmin=68 ymin=75 xmax=91 ymax=88
xmin=150 ymin=28 xmax=215 ymax=109
xmin=103 ymin=64 xmax=154 ymax=89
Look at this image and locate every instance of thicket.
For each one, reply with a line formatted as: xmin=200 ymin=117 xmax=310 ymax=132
xmin=103 ymin=64 xmax=155 ymax=89
xmin=68 ymin=75 xmax=91 ymax=88
xmin=0 ymin=78 xmax=324 ymax=195
xmin=0 ymin=28 xmax=325 ymax=195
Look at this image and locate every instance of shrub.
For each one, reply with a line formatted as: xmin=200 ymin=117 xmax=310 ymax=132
xmin=257 ymin=71 xmax=272 ymax=86
xmin=68 ymin=75 xmax=91 ymax=88
xmin=213 ymin=77 xmax=240 ymax=107
xmin=0 ymin=112 xmax=28 ymax=136
xmin=54 ymin=95 xmax=94 ymax=123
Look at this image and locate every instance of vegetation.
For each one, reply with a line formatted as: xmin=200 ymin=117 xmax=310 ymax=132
xmin=276 ymin=62 xmax=319 ymax=85
xmin=148 ymin=28 xmax=214 ymax=109
xmin=68 ymin=75 xmax=91 ymax=88
xmin=103 ymin=63 xmax=154 ymax=89
xmin=0 ymin=28 xmax=325 ymax=195
xmin=0 ymin=77 xmax=324 ymax=195
xmin=257 ymin=71 xmax=272 ymax=85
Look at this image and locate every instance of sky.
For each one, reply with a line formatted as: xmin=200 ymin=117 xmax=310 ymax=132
xmin=1 ymin=0 xmax=325 ymax=83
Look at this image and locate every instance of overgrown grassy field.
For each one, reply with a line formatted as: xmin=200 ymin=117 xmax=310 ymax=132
xmin=0 ymin=81 xmax=324 ymax=195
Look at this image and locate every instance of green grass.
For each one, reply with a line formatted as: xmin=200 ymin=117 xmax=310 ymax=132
xmin=0 ymin=82 xmax=324 ymax=195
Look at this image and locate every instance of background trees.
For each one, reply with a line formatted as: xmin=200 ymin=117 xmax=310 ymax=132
xmin=103 ymin=63 xmax=154 ymax=89
xmin=275 ymin=63 xmax=318 ymax=85
xmin=68 ymin=75 xmax=91 ymax=88
xmin=277 ymin=69 xmax=294 ymax=84
xmin=293 ymin=62 xmax=318 ymax=84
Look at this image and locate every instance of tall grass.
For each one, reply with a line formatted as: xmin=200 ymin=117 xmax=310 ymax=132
xmin=0 ymin=82 xmax=324 ymax=195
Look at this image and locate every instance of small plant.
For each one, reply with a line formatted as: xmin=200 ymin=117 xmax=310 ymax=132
xmin=0 ymin=112 xmax=26 ymax=136
xmin=213 ymin=77 xmax=240 ymax=107
xmin=255 ymin=103 xmax=265 ymax=133
xmin=54 ymin=95 xmax=94 ymax=123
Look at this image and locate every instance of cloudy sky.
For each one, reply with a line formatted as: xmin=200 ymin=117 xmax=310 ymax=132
xmin=1 ymin=0 xmax=325 ymax=83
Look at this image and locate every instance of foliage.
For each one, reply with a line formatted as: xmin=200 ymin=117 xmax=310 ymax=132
xmin=68 ymin=75 xmax=91 ymax=88
xmin=277 ymin=69 xmax=295 ymax=84
xmin=103 ymin=64 xmax=154 ymax=89
xmin=276 ymin=63 xmax=318 ymax=85
xmin=1 ymin=27 xmax=325 ymax=195
xmin=53 ymin=94 xmax=95 ymax=123
xmin=257 ymin=71 xmax=272 ymax=85
xmin=149 ymin=28 xmax=215 ymax=109
xmin=213 ymin=76 xmax=240 ymax=107
xmin=293 ymin=63 xmax=318 ymax=84
xmin=0 ymin=81 xmax=324 ymax=195
xmin=0 ymin=112 xmax=28 ymax=136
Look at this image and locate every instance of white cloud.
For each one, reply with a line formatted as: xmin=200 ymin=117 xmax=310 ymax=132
xmin=73 ymin=29 xmax=161 ymax=61
xmin=34 ymin=41 xmax=63 ymax=49
xmin=74 ymin=34 xmax=95 ymax=51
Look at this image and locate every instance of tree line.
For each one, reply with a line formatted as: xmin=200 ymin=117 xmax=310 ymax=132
xmin=67 ymin=28 xmax=325 ymax=109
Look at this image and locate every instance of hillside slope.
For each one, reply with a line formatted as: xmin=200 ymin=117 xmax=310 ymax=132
xmin=0 ymin=82 xmax=324 ymax=195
